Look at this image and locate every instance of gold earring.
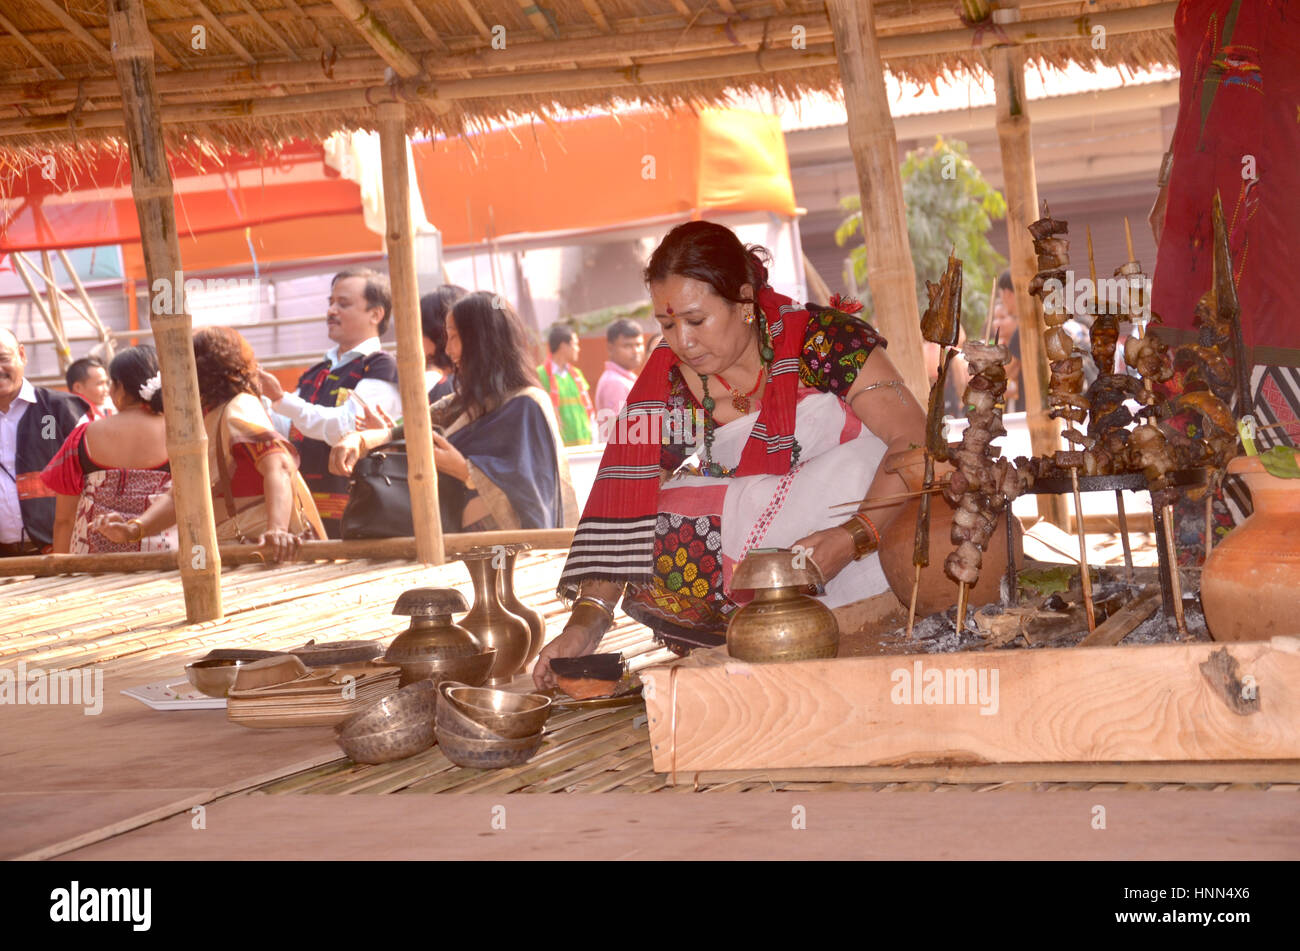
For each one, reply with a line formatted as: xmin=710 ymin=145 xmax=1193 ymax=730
xmin=742 ymin=304 xmax=755 ymax=325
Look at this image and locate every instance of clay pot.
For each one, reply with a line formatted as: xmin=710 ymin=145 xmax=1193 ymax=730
xmin=726 ymin=550 xmax=839 ymax=663
xmin=878 ymin=495 xmax=1024 ymax=618
xmin=459 ymin=550 xmax=532 ymax=685
xmin=1201 ymin=453 xmax=1300 ymax=641
xmin=498 ymin=547 xmax=547 ymax=667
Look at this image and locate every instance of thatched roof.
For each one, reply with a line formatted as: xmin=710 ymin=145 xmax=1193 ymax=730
xmin=0 ymin=0 xmax=1176 ymax=164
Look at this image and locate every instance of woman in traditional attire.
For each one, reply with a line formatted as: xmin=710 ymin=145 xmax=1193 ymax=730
xmin=534 ymin=221 xmax=925 ymax=688
xmin=41 ymin=345 xmax=174 ymax=554
xmin=95 ymin=327 xmax=324 ymax=562
xmin=422 ymin=284 xmax=465 ymax=404
xmin=331 ymin=291 xmax=578 ymax=532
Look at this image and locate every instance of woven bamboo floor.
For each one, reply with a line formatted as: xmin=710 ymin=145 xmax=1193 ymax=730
xmin=2 ymin=549 xmax=1298 ymax=860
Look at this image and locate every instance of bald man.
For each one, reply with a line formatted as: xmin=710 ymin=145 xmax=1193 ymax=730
xmin=0 ymin=329 xmax=83 ymax=555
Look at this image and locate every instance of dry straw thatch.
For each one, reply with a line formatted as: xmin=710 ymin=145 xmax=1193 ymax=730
xmin=0 ymin=0 xmax=1176 ymax=169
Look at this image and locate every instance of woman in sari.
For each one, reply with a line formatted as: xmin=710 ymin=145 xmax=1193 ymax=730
xmin=95 ymin=327 xmax=324 ymax=562
xmin=534 ymin=221 xmax=925 ymax=688
xmin=331 ymin=291 xmax=578 ymax=532
xmin=41 ymin=345 xmax=174 ymax=554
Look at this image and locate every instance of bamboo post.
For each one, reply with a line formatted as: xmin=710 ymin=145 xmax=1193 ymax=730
xmin=108 ymin=0 xmax=222 ymax=621
xmin=56 ymin=247 xmax=113 ymax=357
xmin=10 ymin=253 xmax=71 ymax=370
xmin=377 ymin=100 xmax=443 ymax=566
xmin=990 ymin=42 xmax=1065 ymax=527
xmin=826 ymin=0 xmax=927 ymax=401
xmin=40 ymin=250 xmax=69 ymax=371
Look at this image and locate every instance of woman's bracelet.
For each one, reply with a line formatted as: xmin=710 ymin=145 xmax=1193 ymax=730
xmin=839 ymin=511 xmax=880 ymax=561
xmin=573 ymin=593 xmax=617 ymax=621
xmin=127 ymin=518 xmax=145 ymax=542
xmin=850 ymin=380 xmax=908 ymax=407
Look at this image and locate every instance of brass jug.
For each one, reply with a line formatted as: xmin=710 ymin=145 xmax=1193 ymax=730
xmin=383 ymin=588 xmax=480 ymax=665
xmin=726 ymin=550 xmax=839 ymax=663
xmin=498 ymin=545 xmax=547 ymax=667
xmin=460 ymin=549 xmax=532 ymax=685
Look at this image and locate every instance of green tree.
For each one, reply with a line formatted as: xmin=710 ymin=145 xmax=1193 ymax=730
xmin=835 ymin=136 xmax=1007 ymax=339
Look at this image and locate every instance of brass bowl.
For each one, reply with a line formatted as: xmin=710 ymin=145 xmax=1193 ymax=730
xmin=435 ymin=690 xmax=508 ymax=741
xmin=729 ymin=548 xmax=825 ymax=592
xmin=396 ymin=648 xmax=496 ymax=689
xmin=185 ymin=658 xmax=253 ymax=698
xmin=444 ymin=685 xmax=552 ymax=739
xmin=334 ymin=679 xmax=439 ymax=737
xmin=230 ymin=654 xmax=309 ymax=691
xmin=337 ymin=719 xmax=437 ymax=765
xmin=434 ymin=724 xmax=544 ymax=769
xmin=726 ymin=548 xmax=838 ymax=663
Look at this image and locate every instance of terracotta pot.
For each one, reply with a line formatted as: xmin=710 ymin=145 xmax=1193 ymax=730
xmin=879 ymin=495 xmax=1024 ymax=618
xmin=1201 ymin=453 xmax=1300 ymax=641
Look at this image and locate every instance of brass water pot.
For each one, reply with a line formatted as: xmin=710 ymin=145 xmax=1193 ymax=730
xmin=726 ymin=550 xmax=839 ymax=663
xmin=383 ymin=588 xmax=480 ymax=665
xmin=459 ymin=549 xmax=532 ymax=685
xmin=498 ymin=545 xmax=547 ymax=667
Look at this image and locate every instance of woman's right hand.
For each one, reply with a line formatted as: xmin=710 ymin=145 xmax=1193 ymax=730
xmin=330 ymin=433 xmax=367 ymax=477
xmin=92 ymin=512 xmax=135 ymax=544
xmin=532 ymin=621 xmax=604 ymax=691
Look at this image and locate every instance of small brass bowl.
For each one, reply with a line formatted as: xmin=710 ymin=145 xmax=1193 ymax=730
xmin=434 ymin=724 xmax=543 ymax=769
xmin=337 ymin=719 xmax=436 ymax=765
xmin=396 ymin=648 xmax=496 ymax=689
xmin=185 ymin=658 xmax=252 ymax=698
xmin=435 ymin=688 xmax=506 ymax=741
xmin=444 ymin=685 xmax=552 ymax=739
xmin=334 ymin=679 xmax=439 ymax=738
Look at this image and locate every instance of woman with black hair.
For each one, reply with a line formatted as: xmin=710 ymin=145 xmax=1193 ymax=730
xmin=421 ymin=284 xmax=466 ymax=403
xmin=331 ymin=291 xmax=577 ymax=533
xmin=41 ymin=345 xmax=174 ymax=553
xmin=95 ymin=327 xmax=324 ymax=563
xmin=533 ymin=220 xmax=927 ymax=687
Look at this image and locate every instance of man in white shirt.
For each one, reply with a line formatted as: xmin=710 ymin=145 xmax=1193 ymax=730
xmin=258 ymin=268 xmax=402 ymax=537
xmin=0 ymin=329 xmax=82 ymax=554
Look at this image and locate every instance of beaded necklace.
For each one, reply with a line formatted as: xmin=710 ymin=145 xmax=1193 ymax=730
xmin=696 ymin=370 xmax=801 ymax=478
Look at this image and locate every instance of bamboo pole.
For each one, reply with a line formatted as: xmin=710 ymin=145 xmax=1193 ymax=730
xmin=990 ymin=42 xmax=1066 ymax=528
xmin=10 ymin=253 xmax=71 ymax=372
xmin=377 ymin=100 xmax=443 ymax=566
xmin=40 ymin=250 xmax=66 ymax=368
xmin=0 ymin=530 xmax=576 ymax=578
xmin=328 ymin=0 xmax=422 ymax=77
xmin=56 ymin=248 xmax=113 ymax=356
xmin=108 ymin=0 xmax=222 ymax=622
xmin=826 ymin=0 xmax=927 ymax=401
xmin=1070 ymin=467 xmax=1097 ymax=632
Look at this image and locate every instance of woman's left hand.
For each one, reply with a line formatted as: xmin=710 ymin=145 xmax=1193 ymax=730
xmin=791 ymin=525 xmax=857 ymax=583
xmin=256 ymin=528 xmax=301 ymax=564
xmin=431 ymin=431 xmax=469 ymax=483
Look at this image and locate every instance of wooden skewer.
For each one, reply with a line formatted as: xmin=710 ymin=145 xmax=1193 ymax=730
xmin=905 ymin=563 xmax=922 ymax=638
xmin=1085 ymin=223 xmax=1098 ymax=294
xmin=1204 ymin=494 xmax=1215 ymax=556
xmin=955 ymin=581 xmax=970 ymax=636
xmin=1070 ymin=466 xmax=1097 ymax=632
xmin=1123 ymin=216 xmax=1136 ymax=264
xmin=828 ymin=484 xmax=946 ymax=512
xmin=1163 ymin=503 xmax=1188 ymax=637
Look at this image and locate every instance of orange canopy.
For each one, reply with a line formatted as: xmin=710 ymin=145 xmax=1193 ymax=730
xmin=413 ymin=108 xmax=797 ymax=247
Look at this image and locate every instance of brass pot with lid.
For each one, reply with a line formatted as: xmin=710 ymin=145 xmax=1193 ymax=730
xmin=382 ymin=588 xmax=481 ymax=665
xmin=725 ymin=549 xmax=839 ymax=663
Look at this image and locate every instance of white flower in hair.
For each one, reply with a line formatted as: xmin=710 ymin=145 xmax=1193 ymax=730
xmin=138 ymin=372 xmax=162 ymax=402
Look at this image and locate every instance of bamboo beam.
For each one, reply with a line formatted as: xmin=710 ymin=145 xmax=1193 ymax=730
xmin=56 ymin=248 xmax=112 ymax=355
xmin=108 ymin=0 xmax=223 ymax=622
xmin=0 ymin=530 xmax=576 ymax=577
xmin=454 ymin=0 xmax=493 ymax=41
xmin=0 ymin=9 xmax=65 ymax=79
xmin=579 ymin=0 xmax=611 ymax=33
xmin=991 ymin=42 xmax=1065 ymax=528
xmin=20 ymin=251 xmax=99 ymax=334
xmin=826 ymin=0 xmax=927 ymax=401
xmin=10 ymin=253 xmax=71 ymax=371
xmin=377 ymin=100 xmax=443 ymax=565
xmin=189 ymin=0 xmax=258 ymax=65
xmin=31 ymin=0 xmax=113 ymax=63
xmin=516 ymin=0 xmax=558 ymax=39
xmin=151 ymin=29 xmax=184 ymax=70
xmin=40 ymin=250 xmax=66 ymax=367
xmin=328 ymin=0 xmax=422 ymax=77
xmin=397 ymin=0 xmax=448 ymax=51
xmin=236 ymin=0 xmax=301 ymax=59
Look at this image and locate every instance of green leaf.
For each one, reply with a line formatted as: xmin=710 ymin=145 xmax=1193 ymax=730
xmin=1259 ymin=446 xmax=1300 ymax=479
xmin=1018 ymin=565 xmax=1077 ymax=597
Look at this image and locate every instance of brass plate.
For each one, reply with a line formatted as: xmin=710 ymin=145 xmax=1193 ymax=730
xmin=547 ymin=683 xmax=644 ymax=710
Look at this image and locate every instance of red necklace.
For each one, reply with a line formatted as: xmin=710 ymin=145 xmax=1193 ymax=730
xmin=715 ymin=363 xmax=765 ymax=414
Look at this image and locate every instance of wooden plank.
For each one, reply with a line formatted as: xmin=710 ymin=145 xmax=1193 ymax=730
xmin=677 ymin=761 xmax=1300 ymax=786
xmin=641 ymin=637 xmax=1300 ymax=772
xmin=1078 ymin=586 xmax=1161 ymax=647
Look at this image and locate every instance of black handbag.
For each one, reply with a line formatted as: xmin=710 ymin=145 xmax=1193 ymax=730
xmin=340 ymin=443 xmax=413 ymax=539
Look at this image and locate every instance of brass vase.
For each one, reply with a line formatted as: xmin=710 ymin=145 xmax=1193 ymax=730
xmin=726 ymin=550 xmax=840 ymax=663
xmin=460 ymin=550 xmax=532 ymax=685
xmin=383 ymin=588 xmax=480 ymax=665
xmin=498 ymin=546 xmax=547 ymax=667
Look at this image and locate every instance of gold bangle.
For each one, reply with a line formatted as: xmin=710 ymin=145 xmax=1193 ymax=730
xmin=573 ymin=595 xmax=616 ymax=621
xmin=839 ymin=516 xmax=877 ymax=561
xmin=127 ymin=518 xmax=145 ymax=542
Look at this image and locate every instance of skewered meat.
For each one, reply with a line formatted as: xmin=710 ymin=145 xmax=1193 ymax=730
xmin=921 ymin=254 xmax=963 ymax=348
xmin=942 ymin=342 xmax=1031 ymax=589
xmin=1044 ymin=326 xmax=1074 ymax=361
